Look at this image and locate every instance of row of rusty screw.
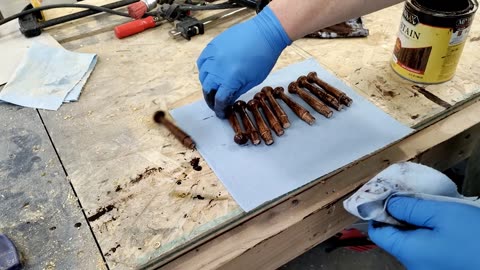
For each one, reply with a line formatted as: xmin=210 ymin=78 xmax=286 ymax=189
xmin=228 ymin=72 xmax=353 ymax=146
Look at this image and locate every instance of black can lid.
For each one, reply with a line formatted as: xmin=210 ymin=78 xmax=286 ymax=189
xmin=411 ymin=0 xmax=476 ymax=15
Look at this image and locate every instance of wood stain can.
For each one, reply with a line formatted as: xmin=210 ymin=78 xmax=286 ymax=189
xmin=391 ymin=0 xmax=478 ymax=83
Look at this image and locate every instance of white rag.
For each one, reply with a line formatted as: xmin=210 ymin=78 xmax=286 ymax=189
xmin=0 ymin=20 xmax=62 ymax=85
xmin=0 ymin=42 xmax=97 ymax=110
xmin=343 ymin=162 xmax=480 ymax=225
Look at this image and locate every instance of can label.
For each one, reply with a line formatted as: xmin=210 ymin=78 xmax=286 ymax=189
xmin=391 ymin=0 xmax=477 ymax=83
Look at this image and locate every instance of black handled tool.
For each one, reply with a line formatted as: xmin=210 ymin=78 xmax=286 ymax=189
xmin=18 ymin=0 xmax=139 ymax=38
xmin=166 ymin=0 xmax=270 ymax=40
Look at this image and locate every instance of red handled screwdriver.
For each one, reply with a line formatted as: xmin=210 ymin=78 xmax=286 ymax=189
xmin=114 ymin=16 xmax=162 ymax=39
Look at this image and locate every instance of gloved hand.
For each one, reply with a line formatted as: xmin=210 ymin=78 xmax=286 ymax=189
xmin=369 ymin=196 xmax=480 ymax=270
xmin=197 ymin=6 xmax=291 ymax=118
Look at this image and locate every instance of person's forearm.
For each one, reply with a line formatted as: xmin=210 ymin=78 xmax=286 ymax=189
xmin=269 ymin=0 xmax=404 ymax=40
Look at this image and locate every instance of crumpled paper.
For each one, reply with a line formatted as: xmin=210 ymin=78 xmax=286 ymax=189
xmin=0 ymin=42 xmax=97 ymax=110
xmin=343 ymin=162 xmax=480 ymax=225
xmin=306 ymin=18 xmax=369 ymax=39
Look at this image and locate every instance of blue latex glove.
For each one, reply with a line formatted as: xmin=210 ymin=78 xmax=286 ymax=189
xmin=369 ymin=196 xmax=480 ymax=270
xmin=197 ymin=6 xmax=291 ymax=118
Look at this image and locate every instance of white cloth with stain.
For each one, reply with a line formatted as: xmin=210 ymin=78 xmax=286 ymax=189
xmin=0 ymin=20 xmax=62 ymax=85
xmin=0 ymin=42 xmax=97 ymax=110
xmin=343 ymin=162 xmax=480 ymax=225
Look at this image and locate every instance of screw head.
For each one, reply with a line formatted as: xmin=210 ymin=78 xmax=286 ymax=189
xmin=306 ymin=72 xmax=318 ymax=82
xmin=261 ymin=86 xmax=274 ymax=94
xmin=272 ymin=87 xmax=284 ymax=96
xmin=247 ymin=99 xmax=259 ymax=110
xmin=234 ymin=100 xmax=247 ymax=111
xmin=288 ymin=82 xmax=298 ymax=94
xmin=297 ymin=76 xmax=309 ymax=86
xmin=153 ymin=111 xmax=166 ymax=123
xmin=234 ymin=133 xmax=248 ymax=145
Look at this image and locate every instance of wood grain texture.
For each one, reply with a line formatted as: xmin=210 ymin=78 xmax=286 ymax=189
xmin=0 ymin=105 xmax=105 ymax=269
xmin=41 ymin=5 xmax=303 ymax=268
xmin=38 ymin=1 xmax=480 ymax=268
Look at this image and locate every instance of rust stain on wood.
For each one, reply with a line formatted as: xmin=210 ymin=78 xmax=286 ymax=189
xmin=130 ymin=167 xmax=163 ymax=184
xmin=88 ymin=204 xmax=116 ymax=222
xmin=190 ymin=158 xmax=202 ymax=171
xmin=412 ymin=85 xmax=452 ymax=109
xmin=374 ymin=84 xmax=397 ymax=98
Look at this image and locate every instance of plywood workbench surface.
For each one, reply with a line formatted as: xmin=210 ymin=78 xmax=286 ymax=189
xmin=2 ymin=0 xmax=480 ymax=269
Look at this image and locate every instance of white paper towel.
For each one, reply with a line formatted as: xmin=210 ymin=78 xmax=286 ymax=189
xmin=0 ymin=42 xmax=97 ymax=110
xmin=0 ymin=20 xmax=62 ymax=85
xmin=344 ymin=162 xmax=480 ymax=225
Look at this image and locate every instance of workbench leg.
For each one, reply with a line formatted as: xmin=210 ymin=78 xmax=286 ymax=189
xmin=462 ymin=139 xmax=480 ymax=196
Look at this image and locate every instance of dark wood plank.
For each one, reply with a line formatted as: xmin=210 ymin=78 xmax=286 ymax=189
xmin=0 ymin=104 xmax=106 ymax=269
xmin=463 ymin=139 xmax=480 ymax=196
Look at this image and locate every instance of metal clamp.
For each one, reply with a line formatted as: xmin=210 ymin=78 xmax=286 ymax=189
xmin=168 ymin=7 xmax=249 ymax=40
xmin=143 ymin=0 xmax=158 ymax=10
xmin=169 ymin=17 xmax=204 ymax=40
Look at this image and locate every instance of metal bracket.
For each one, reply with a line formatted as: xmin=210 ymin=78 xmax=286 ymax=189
xmin=169 ymin=16 xmax=204 ymax=40
xmin=165 ymin=0 xmax=264 ymax=41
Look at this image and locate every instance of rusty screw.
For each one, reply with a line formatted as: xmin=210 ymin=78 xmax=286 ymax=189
xmin=306 ymin=72 xmax=352 ymax=107
xmin=261 ymin=87 xmax=291 ymax=129
xmin=153 ymin=111 xmax=195 ymax=149
xmin=288 ymin=82 xmax=333 ymax=118
xmin=254 ymin=92 xmax=284 ymax=136
xmin=248 ymin=99 xmax=274 ymax=145
xmin=226 ymin=106 xmax=248 ymax=145
xmin=272 ymin=87 xmax=315 ymax=125
xmin=234 ymin=101 xmax=261 ymax=145
xmin=297 ymin=76 xmax=343 ymax=111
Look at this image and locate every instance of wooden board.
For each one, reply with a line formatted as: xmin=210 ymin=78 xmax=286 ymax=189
xmin=294 ymin=4 xmax=480 ymax=126
xmin=155 ymin=98 xmax=480 ymax=270
xmin=43 ymin=0 xmax=133 ymax=44
xmin=0 ymin=104 xmax=105 ymax=269
xmin=34 ymin=1 xmax=480 ymax=268
xmin=40 ymin=4 xmax=304 ymax=268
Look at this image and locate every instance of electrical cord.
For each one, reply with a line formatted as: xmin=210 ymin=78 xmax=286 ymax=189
xmin=0 ymin=3 xmax=132 ymax=26
xmin=0 ymin=1 xmax=244 ymax=28
xmin=178 ymin=2 xmax=240 ymax=10
xmin=143 ymin=1 xmax=240 ymax=16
